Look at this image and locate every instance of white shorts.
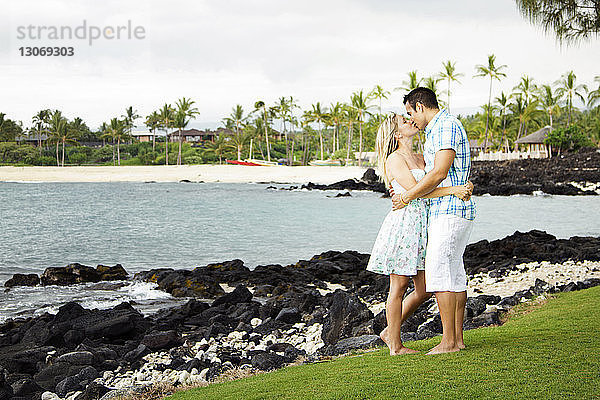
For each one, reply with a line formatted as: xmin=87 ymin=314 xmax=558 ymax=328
xmin=425 ymin=214 xmax=474 ymax=293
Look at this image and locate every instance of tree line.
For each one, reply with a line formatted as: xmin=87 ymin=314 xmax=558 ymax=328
xmin=1 ymin=56 xmax=599 ymax=166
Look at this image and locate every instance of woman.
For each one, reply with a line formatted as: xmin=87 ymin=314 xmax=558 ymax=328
xmin=366 ymin=114 xmax=472 ymax=355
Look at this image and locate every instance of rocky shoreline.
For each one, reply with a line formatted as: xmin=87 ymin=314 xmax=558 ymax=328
xmin=1 ymin=230 xmax=599 ymax=400
xmin=291 ymin=149 xmax=600 ymax=196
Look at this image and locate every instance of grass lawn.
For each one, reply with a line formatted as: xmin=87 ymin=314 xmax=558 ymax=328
xmin=168 ymin=286 xmax=600 ymax=400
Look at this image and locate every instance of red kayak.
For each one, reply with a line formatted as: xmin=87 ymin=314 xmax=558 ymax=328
xmin=226 ymin=160 xmax=261 ymax=166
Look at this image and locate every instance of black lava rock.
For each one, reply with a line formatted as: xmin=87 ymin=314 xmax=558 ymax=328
xmin=275 ymin=307 xmax=301 ymax=324
xmin=212 ymin=285 xmax=253 ymax=307
xmin=250 ymin=351 xmax=287 ymax=371
xmin=141 ymin=330 xmax=183 ymax=351
xmin=74 ymin=382 xmax=110 ymax=400
xmin=4 ymin=274 xmax=40 ymax=287
xmin=321 ymin=290 xmax=374 ymax=345
xmin=321 ymin=335 xmax=384 ymax=356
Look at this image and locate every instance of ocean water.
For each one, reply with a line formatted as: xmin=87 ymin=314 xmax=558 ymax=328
xmin=1 ymin=182 xmax=599 ymax=321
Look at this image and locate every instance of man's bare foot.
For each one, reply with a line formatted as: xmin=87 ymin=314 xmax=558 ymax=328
xmin=390 ymin=346 xmax=419 ymax=356
xmin=426 ymin=343 xmax=460 ymax=355
xmin=457 ymin=342 xmax=466 ymax=350
xmin=380 ymin=328 xmax=391 ymax=349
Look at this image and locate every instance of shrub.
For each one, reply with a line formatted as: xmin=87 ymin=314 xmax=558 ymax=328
xmin=0 ymin=142 xmax=38 ymax=164
xmin=34 ymin=155 xmax=57 ymax=166
xmin=545 ymin=125 xmax=594 ymax=154
xmin=69 ymin=153 xmax=88 ymax=165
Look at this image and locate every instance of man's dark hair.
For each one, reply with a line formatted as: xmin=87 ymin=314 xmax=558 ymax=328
xmin=403 ymin=87 xmax=439 ymax=110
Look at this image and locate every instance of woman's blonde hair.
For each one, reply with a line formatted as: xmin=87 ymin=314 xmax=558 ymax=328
xmin=375 ymin=114 xmax=399 ymax=186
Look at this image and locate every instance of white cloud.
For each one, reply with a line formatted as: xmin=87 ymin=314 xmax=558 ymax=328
xmin=0 ymin=0 xmax=598 ymax=129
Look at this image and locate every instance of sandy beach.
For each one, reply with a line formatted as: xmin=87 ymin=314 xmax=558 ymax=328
xmin=0 ymin=165 xmax=368 ymax=184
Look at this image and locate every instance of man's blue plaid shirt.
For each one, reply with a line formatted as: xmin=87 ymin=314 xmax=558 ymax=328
xmin=424 ymin=109 xmax=476 ymax=221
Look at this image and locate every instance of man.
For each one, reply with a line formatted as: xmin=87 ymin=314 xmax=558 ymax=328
xmin=392 ymin=87 xmax=476 ymax=355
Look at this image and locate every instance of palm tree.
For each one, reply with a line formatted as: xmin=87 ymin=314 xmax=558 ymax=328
xmin=247 ymin=117 xmax=267 ymax=160
xmin=49 ymin=111 xmax=67 ymax=166
xmin=538 ymin=84 xmax=562 ymax=127
xmin=474 ymin=54 xmax=507 ymax=152
xmin=510 ymin=95 xmax=544 ymax=151
xmin=159 ymin=104 xmax=174 ymax=165
xmin=343 ymin=104 xmax=358 ymax=161
xmin=351 ymin=90 xmax=374 ymax=167
xmin=174 ymin=97 xmax=200 ymax=165
xmin=99 ymin=122 xmax=109 ymax=147
xmin=439 ymin=60 xmax=463 ymax=112
xmin=479 ymin=104 xmax=500 ymax=149
xmin=48 ymin=115 xmax=81 ymax=167
xmin=587 ymin=75 xmax=600 ymax=109
xmin=515 ymin=0 xmax=600 ymax=43
xmin=279 ymin=97 xmax=294 ymax=165
xmin=300 ymin=110 xmax=314 ymax=164
xmin=122 ymin=106 xmax=140 ymax=143
xmin=424 ymin=76 xmax=442 ymax=99
xmin=495 ymin=92 xmax=510 ymax=152
xmin=69 ymin=117 xmax=86 ymax=139
xmin=328 ymin=102 xmax=344 ymax=153
xmin=254 ymin=100 xmax=272 ymax=161
xmin=395 ymin=70 xmax=422 ymax=92
xmin=61 ymin=117 xmax=85 ymax=165
xmin=145 ymin=111 xmax=160 ymax=152
xmin=307 ymin=102 xmax=328 ymax=161
xmin=287 ymin=96 xmax=301 ymax=165
xmin=555 ymin=70 xmax=587 ymax=126
xmin=107 ymin=118 xmax=129 ymax=166
xmin=100 ymin=121 xmax=117 ymax=164
xmin=273 ymin=97 xmax=299 ymax=165
xmin=368 ymin=85 xmax=390 ymax=116
xmin=204 ymin=135 xmax=228 ymax=164
xmin=223 ymin=105 xmax=249 ymax=161
xmin=322 ymin=111 xmax=334 ymax=155
xmin=514 ymin=75 xmax=538 ymax=107
xmin=32 ymin=109 xmax=51 ymax=155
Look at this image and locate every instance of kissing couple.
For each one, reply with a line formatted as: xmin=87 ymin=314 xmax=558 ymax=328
xmin=366 ymin=87 xmax=476 ymax=355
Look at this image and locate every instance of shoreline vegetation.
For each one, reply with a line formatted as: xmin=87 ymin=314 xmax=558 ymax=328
xmin=1 ymin=66 xmax=599 ymax=170
xmin=1 ymin=230 xmax=599 ymax=400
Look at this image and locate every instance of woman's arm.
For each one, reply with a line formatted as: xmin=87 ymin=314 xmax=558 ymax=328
xmin=386 ymin=154 xmax=473 ymax=201
xmin=385 ymin=154 xmax=418 ymax=191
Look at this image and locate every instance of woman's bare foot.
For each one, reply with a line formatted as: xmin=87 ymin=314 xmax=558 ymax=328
xmin=380 ymin=327 xmax=391 ymax=350
xmin=390 ymin=346 xmax=419 ymax=355
xmin=426 ymin=343 xmax=460 ymax=355
xmin=457 ymin=342 xmax=466 ymax=350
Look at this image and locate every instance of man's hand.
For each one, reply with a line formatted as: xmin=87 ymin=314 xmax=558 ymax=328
xmin=391 ymin=193 xmax=406 ymax=211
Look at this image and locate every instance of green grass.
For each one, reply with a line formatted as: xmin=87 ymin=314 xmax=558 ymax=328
xmin=168 ymin=287 xmax=600 ymax=400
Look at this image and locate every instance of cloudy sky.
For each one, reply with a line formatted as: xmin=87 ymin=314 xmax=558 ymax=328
xmin=1 ymin=0 xmax=599 ymax=130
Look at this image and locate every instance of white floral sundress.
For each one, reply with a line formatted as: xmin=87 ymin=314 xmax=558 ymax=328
xmin=366 ymin=169 xmax=429 ymax=276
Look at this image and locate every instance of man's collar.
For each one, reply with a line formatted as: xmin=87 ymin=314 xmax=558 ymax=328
xmin=425 ymin=109 xmax=446 ymax=134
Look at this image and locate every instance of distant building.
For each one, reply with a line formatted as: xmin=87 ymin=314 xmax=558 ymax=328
xmin=131 ymin=129 xmax=154 ymax=142
xmin=131 ymin=128 xmax=231 ymax=144
xmin=469 ymin=139 xmax=485 ymax=157
xmin=473 ymin=126 xmax=552 ymax=161
xmin=15 ymin=133 xmax=49 ymax=146
xmin=515 ymin=126 xmax=552 ymax=159
xmin=168 ymin=128 xmax=216 ymax=143
xmin=271 ymin=129 xmax=284 ymax=141
xmin=14 ymin=133 xmax=102 ymax=148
